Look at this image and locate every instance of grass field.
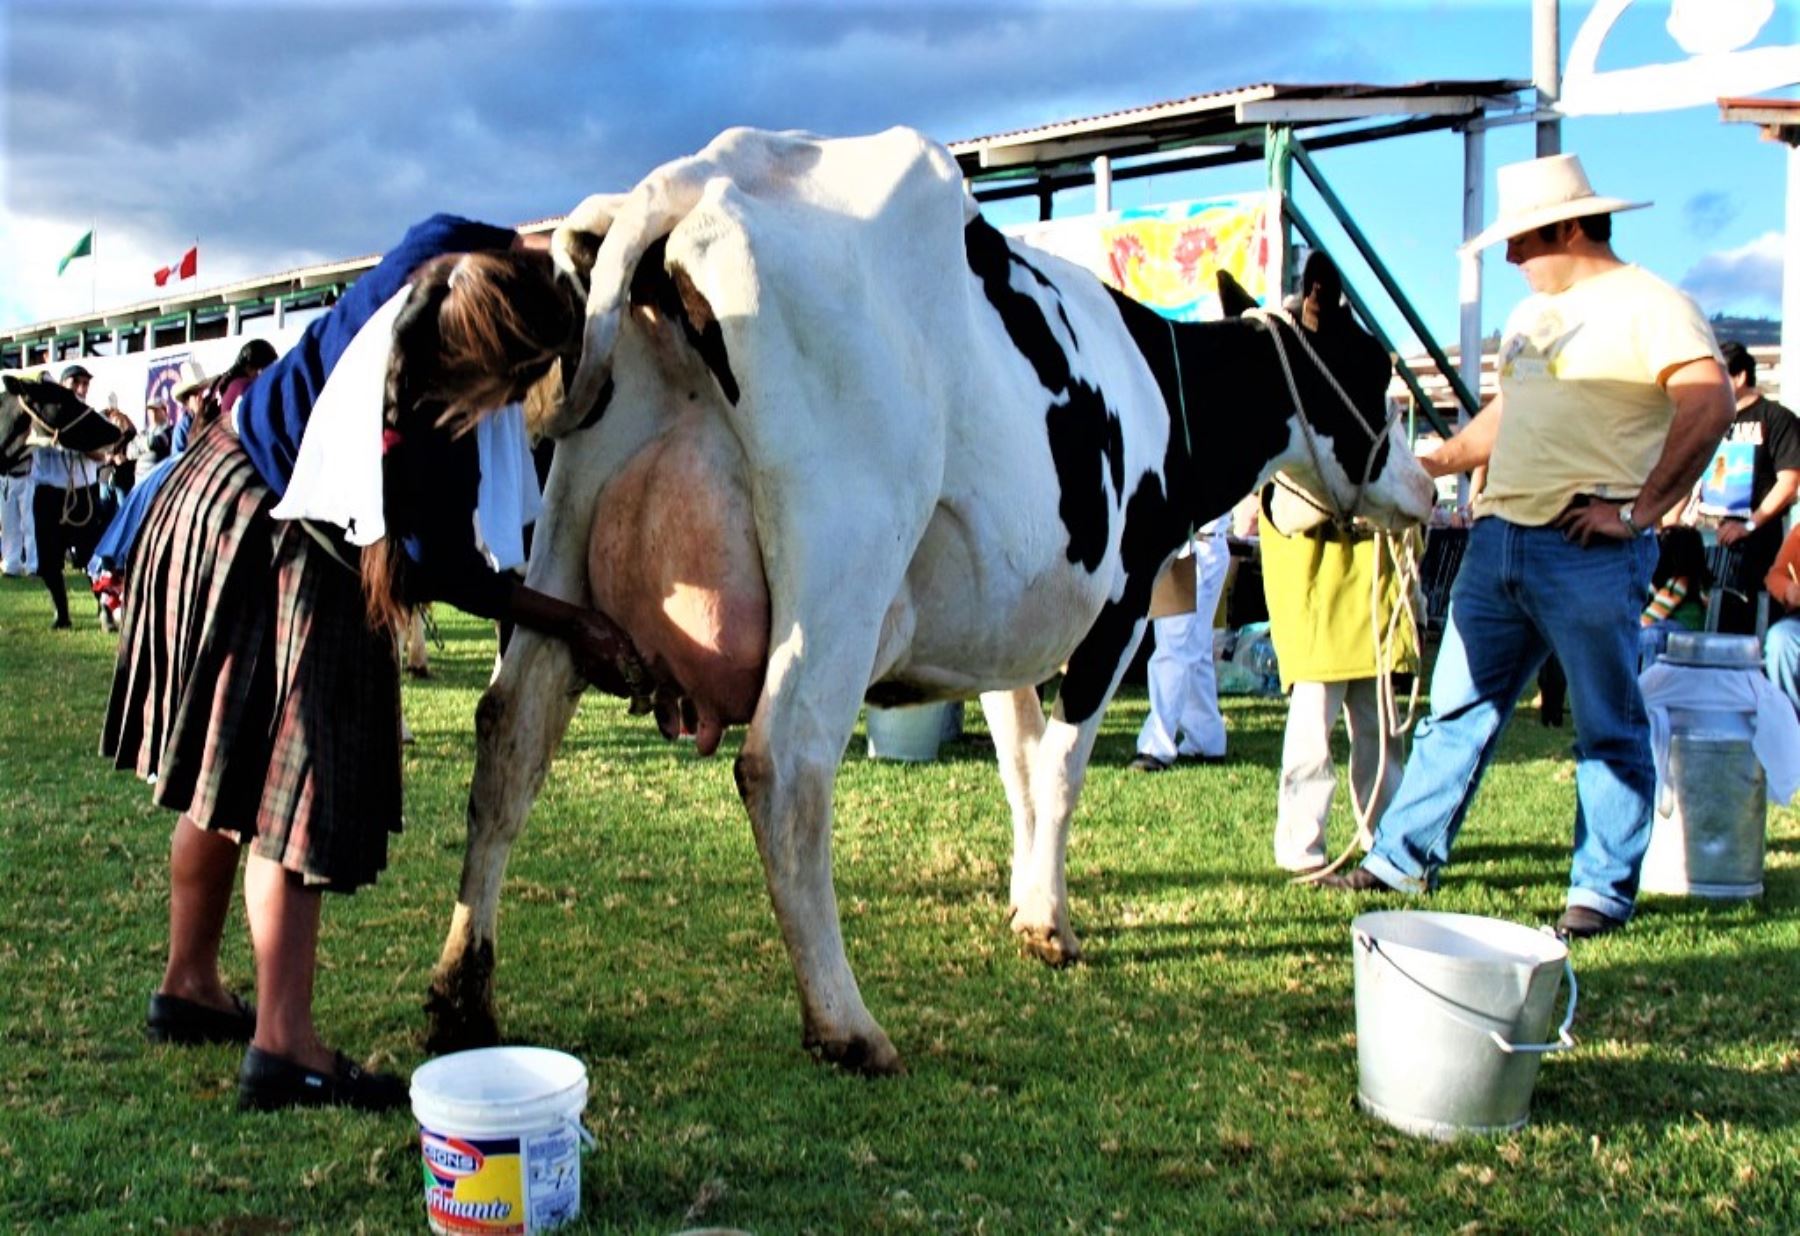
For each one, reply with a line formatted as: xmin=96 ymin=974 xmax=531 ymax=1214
xmin=0 ymin=568 xmax=1795 ymax=1234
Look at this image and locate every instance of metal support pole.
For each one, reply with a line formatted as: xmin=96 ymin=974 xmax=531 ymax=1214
xmin=1533 ymin=0 xmax=1561 ymax=156
xmin=1287 ymin=140 xmax=1479 ymax=418
xmin=1785 ymin=139 xmax=1800 ymax=405
xmin=1266 ymin=125 xmax=1295 ymax=296
xmin=1458 ymin=124 xmax=1487 ymax=507
xmin=227 ymin=303 xmax=241 ymax=337
xmin=1092 ymin=155 xmax=1112 ymax=214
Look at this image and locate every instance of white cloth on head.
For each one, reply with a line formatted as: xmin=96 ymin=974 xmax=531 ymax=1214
xmin=473 ymin=403 xmax=542 ymax=573
xmin=1637 ymin=660 xmax=1800 ymax=807
xmin=268 ymin=285 xmax=413 ymax=546
xmin=1136 ymin=519 xmax=1230 ymax=761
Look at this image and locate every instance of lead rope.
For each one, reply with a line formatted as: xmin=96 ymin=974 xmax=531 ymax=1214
xmin=1226 ymin=310 xmax=1423 ymax=885
xmin=21 ymin=403 xmax=102 ymax=528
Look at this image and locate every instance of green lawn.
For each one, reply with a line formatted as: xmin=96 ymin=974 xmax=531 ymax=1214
xmin=0 ymin=569 xmax=1794 ymax=1234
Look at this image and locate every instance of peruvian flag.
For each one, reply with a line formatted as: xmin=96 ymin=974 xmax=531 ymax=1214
xmin=154 ymin=245 xmax=198 ymax=287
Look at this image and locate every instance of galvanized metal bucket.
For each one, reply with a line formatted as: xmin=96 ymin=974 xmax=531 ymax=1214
xmin=1641 ymin=715 xmax=1768 ymax=899
xmin=864 ymin=703 xmax=950 ymax=762
xmin=1352 ymin=911 xmax=1576 ymax=1140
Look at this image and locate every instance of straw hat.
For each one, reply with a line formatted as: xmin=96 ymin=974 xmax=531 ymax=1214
xmin=1460 ymin=153 xmax=1649 ymax=254
xmin=171 ymin=359 xmax=209 ymax=400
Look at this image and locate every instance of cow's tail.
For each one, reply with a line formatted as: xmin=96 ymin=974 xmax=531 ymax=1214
xmin=549 ymin=157 xmax=716 ymax=438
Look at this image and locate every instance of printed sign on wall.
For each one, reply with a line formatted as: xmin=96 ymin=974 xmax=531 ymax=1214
xmin=145 ymin=356 xmax=188 ymax=415
xmin=1006 ymin=192 xmax=1281 ymax=322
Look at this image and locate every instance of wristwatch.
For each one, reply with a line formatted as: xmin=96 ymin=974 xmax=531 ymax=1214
xmin=1744 ymin=517 xmax=1759 ymax=534
xmin=1618 ymin=504 xmax=1644 ymax=536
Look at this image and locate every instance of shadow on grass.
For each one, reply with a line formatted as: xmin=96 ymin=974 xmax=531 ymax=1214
xmin=1451 ymin=840 xmax=1570 ymax=866
xmin=1535 ymin=1053 xmax=1800 ymax=1133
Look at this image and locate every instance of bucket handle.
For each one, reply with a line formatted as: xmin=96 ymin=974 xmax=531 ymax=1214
xmin=1356 ymin=931 xmax=1578 ymax=1055
xmin=573 ymin=1120 xmax=597 ymax=1153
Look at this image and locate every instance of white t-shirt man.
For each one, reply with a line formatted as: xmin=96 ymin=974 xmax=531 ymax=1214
xmin=29 ymin=443 xmax=102 ymax=491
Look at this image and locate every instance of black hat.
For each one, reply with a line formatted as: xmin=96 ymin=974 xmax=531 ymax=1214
xmin=60 ymin=363 xmax=93 ymax=383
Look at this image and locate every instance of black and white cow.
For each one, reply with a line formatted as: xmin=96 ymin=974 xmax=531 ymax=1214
xmin=0 ymin=373 xmax=127 ymax=474
xmin=427 ymin=127 xmax=1434 ymax=1073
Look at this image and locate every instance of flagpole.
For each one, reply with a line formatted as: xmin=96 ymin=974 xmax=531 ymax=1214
xmin=89 ymin=219 xmax=97 ymax=319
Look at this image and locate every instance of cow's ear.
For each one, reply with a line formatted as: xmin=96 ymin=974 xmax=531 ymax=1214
xmin=1 ymin=376 xmax=21 ymax=396
xmin=1216 ymin=271 xmax=1258 ymax=319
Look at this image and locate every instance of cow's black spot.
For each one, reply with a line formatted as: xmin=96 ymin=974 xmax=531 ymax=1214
xmin=575 ymin=376 xmax=613 ymax=431
xmin=965 ymin=219 xmax=1072 ymax=393
xmin=1045 ymin=384 xmax=1125 ymax=572
xmin=966 ymin=218 xmax=1122 ymax=572
xmin=629 ymin=237 xmax=740 ymax=405
xmin=1056 ymin=468 xmax=1180 ymax=723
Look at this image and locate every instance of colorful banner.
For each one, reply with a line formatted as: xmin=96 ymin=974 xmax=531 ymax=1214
xmin=1005 ymin=191 xmax=1281 ymax=322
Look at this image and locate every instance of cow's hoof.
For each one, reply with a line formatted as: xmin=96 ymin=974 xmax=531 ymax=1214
xmin=1014 ymin=922 xmax=1082 ymax=968
xmin=423 ymin=986 xmax=501 ymax=1055
xmin=803 ymin=1029 xmax=906 ymax=1076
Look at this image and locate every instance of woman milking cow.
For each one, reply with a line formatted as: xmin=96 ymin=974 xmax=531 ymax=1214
xmin=101 ymin=215 xmax=658 ymax=1112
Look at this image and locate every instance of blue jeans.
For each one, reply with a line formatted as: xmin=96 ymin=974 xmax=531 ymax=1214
xmin=1768 ymin=617 xmax=1800 ymax=716
xmin=1363 ymin=518 xmax=1658 ymax=920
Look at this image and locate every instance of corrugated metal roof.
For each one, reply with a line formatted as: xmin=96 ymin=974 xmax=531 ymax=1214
xmin=950 ymin=78 xmax=1528 ymax=178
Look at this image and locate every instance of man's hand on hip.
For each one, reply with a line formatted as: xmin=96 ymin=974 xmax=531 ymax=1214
xmin=1553 ymin=500 xmax=1636 ymax=548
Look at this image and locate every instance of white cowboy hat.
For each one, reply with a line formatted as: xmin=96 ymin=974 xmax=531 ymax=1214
xmin=171 ymin=359 xmax=209 ymax=400
xmin=1460 ymin=153 xmax=1649 ymax=254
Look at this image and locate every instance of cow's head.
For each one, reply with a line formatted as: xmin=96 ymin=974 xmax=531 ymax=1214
xmin=0 ymin=382 xmax=32 ymax=475
xmin=0 ymin=373 xmax=127 ymax=469
xmin=1220 ymin=257 xmax=1434 ymax=531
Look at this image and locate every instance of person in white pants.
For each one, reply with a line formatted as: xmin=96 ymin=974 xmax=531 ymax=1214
xmin=0 ymin=461 xmax=35 ymax=577
xmin=1131 ymin=518 xmax=1231 ymax=771
xmin=1276 ymin=678 xmax=1403 ymax=872
xmin=1260 ymin=487 xmax=1418 ymax=872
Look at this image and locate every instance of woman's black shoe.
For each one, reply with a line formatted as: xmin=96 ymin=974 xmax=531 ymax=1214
xmin=236 ymin=1046 xmax=409 ymax=1113
xmin=146 ymin=991 xmax=257 ymax=1045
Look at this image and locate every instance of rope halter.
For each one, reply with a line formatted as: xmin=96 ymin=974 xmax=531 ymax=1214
xmin=1241 ymin=306 xmax=1402 ymax=531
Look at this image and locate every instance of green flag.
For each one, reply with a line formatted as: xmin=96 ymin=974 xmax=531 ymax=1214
xmin=57 ymin=229 xmax=94 ymax=276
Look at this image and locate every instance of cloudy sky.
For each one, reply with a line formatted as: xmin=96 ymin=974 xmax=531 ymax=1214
xmin=2 ymin=0 xmax=1795 ymax=348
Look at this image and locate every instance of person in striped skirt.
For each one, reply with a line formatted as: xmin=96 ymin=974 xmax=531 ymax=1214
xmin=105 ymin=215 xmax=655 ymax=1112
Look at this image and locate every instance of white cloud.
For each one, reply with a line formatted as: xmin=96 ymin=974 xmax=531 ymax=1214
xmin=1680 ymin=231 xmax=1785 ymax=313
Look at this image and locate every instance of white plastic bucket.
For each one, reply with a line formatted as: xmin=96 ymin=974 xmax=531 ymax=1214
xmin=411 ymin=1047 xmax=591 ymax=1234
xmin=865 ymin=702 xmax=950 ymax=761
xmin=1352 ymin=911 xmax=1576 ymax=1139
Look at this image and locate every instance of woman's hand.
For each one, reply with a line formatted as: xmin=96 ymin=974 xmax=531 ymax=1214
xmin=564 ymin=609 xmax=650 ymax=698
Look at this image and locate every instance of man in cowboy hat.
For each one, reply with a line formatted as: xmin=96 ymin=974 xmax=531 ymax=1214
xmin=1323 ymin=153 xmax=1736 ymax=938
xmin=168 ymin=359 xmax=210 ymax=452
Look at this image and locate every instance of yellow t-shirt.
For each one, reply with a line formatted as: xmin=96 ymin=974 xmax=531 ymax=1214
xmin=1475 ymin=264 xmax=1721 ymax=527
